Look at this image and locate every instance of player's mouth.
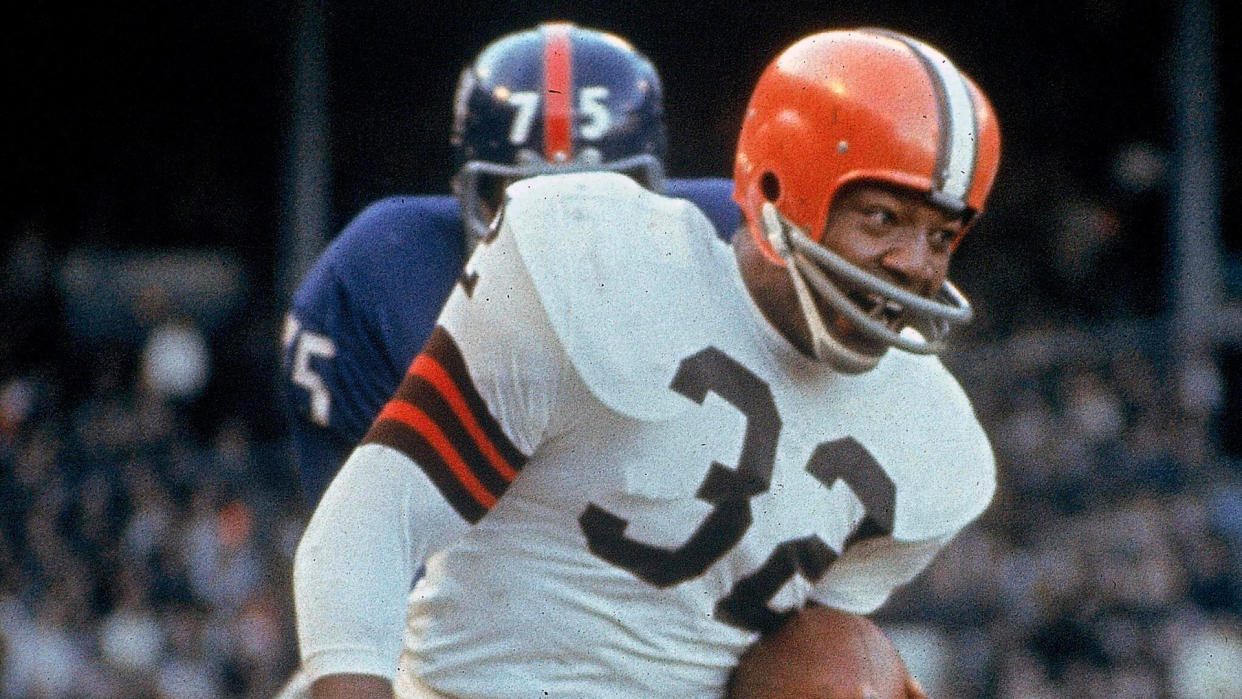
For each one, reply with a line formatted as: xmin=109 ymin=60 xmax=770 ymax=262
xmin=849 ymin=290 xmax=907 ymax=332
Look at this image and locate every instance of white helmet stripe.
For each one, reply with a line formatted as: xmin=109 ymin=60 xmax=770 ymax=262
xmin=870 ymin=31 xmax=980 ymax=208
xmin=908 ymin=40 xmax=978 ymax=203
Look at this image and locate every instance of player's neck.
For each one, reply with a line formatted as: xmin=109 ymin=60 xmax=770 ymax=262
xmin=732 ymin=232 xmax=816 ymax=357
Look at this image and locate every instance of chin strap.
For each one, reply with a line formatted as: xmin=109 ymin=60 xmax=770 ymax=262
xmin=760 ymin=203 xmax=882 ymax=373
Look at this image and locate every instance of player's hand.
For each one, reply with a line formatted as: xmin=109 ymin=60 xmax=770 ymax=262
xmin=311 ymin=673 xmax=394 ymax=699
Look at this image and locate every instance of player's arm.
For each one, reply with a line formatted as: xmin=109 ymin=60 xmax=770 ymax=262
xmin=295 ymin=436 xmax=462 ymax=698
xmin=281 ymin=196 xmax=462 ymax=508
xmin=281 ymin=268 xmax=394 ymax=508
xmin=294 ymin=207 xmax=571 ymax=695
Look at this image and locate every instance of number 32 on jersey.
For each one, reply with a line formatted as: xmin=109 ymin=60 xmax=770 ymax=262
xmin=579 ymin=347 xmax=896 ymax=634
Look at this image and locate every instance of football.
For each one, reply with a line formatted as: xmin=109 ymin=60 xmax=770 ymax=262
xmin=726 ymin=606 xmax=919 ymax=699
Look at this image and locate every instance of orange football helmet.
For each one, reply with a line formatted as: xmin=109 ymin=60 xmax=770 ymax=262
xmin=733 ymin=29 xmax=1001 ymax=372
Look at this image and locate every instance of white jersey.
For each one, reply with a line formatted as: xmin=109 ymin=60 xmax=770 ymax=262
xmin=300 ymin=172 xmax=995 ymax=697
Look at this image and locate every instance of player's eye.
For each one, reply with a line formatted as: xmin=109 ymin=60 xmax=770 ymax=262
xmin=861 ymin=206 xmax=898 ymax=229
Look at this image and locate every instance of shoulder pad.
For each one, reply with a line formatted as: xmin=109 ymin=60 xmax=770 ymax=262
xmin=504 ymin=173 xmax=730 ymax=421
xmin=875 ymin=352 xmax=997 ymax=539
xmin=295 ymin=195 xmax=463 ymax=314
xmin=331 ymin=195 xmax=461 ymax=264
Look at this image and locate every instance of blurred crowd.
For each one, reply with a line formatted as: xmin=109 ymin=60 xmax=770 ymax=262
xmin=0 ymin=231 xmax=302 ymax=698
xmin=882 ymin=346 xmax=1242 ymax=697
xmin=3 ymin=141 xmax=1242 ymax=698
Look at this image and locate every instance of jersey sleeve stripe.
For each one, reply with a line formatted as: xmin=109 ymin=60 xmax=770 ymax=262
xmin=389 ymin=371 xmax=513 ymax=504
xmin=422 ymin=327 xmax=529 ymax=472
xmin=373 ymin=399 xmax=498 ymax=514
xmin=361 ymin=326 xmax=530 ymax=524
xmin=408 ymin=354 xmax=519 ymax=482
xmin=364 ymin=416 xmax=487 ymax=523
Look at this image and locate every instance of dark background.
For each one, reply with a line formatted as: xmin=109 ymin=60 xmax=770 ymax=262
xmin=9 ymin=0 xmax=1218 ymax=275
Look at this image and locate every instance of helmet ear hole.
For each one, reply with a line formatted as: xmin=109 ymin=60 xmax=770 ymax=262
xmin=760 ymin=172 xmax=781 ymax=202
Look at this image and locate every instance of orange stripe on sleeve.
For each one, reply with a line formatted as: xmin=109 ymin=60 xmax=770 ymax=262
xmin=410 ymin=355 xmax=519 ymax=482
xmin=377 ymin=400 xmax=498 ymax=509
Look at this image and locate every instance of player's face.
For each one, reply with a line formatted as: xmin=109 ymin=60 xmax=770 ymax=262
xmin=818 ymin=182 xmax=967 ymax=356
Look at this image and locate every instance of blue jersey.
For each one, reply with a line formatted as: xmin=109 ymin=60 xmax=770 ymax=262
xmin=280 ymin=177 xmax=740 ymax=506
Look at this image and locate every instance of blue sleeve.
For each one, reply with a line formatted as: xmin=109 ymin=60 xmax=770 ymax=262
xmin=666 ymin=177 xmax=742 ymax=242
xmin=281 ymin=196 xmax=467 ymax=507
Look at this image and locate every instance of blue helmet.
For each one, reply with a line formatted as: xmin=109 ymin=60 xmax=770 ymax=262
xmin=451 ymin=23 xmax=667 ymax=241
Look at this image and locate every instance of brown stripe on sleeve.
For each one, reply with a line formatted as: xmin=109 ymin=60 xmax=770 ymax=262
xmin=420 ymin=326 xmax=529 ymax=473
xmin=364 ymin=406 xmax=489 ymax=524
xmin=390 ymin=369 xmax=513 ymax=499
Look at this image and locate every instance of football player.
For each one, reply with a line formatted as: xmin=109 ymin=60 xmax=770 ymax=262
xmin=295 ymin=28 xmax=1001 ymax=698
xmin=280 ymin=22 xmax=740 ymax=508
xmin=277 ymin=23 xmax=739 ymax=698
